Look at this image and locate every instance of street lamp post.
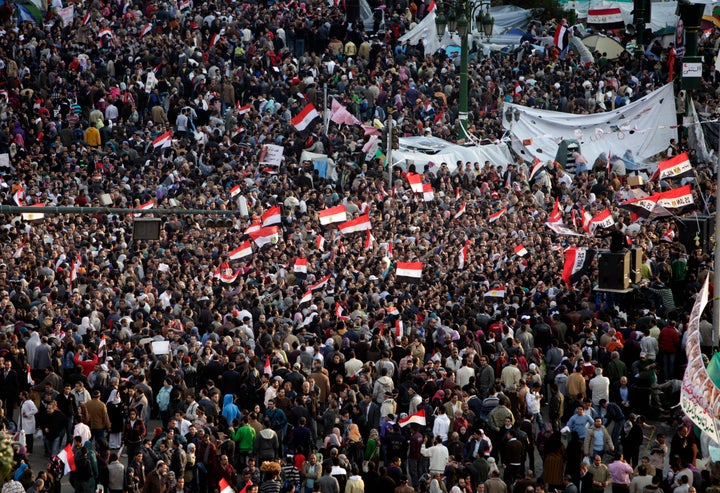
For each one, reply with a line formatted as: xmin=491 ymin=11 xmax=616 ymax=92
xmin=435 ymin=0 xmax=493 ymax=141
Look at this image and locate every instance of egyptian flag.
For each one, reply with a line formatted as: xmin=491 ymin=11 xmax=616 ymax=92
xmin=69 ymin=253 xmax=82 ymax=283
xmin=398 ymin=409 xmax=427 ymax=427
xmin=218 ymin=478 xmax=235 ymax=493
xmin=484 ymin=286 xmax=506 ymax=298
xmin=396 ymin=262 xmax=423 ymax=283
xmin=454 ymin=202 xmax=467 ymax=219
xmin=152 ymin=130 xmax=172 ymax=148
xmin=338 ymin=241 xmax=346 ymax=253
xmin=562 ymin=247 xmax=596 ymax=287
xmin=237 ymin=102 xmax=252 ymax=115
xmin=133 ymin=199 xmax=154 ymax=218
xmin=514 ymin=244 xmax=528 ymax=257
xmin=619 ymin=196 xmax=659 ymax=222
xmin=229 ymin=241 xmax=252 ymax=260
xmin=319 ymin=204 xmax=347 ymax=225
xmin=309 ymin=274 xmax=331 ymax=292
xmin=387 ymin=241 xmax=393 ymax=258
xmin=661 ymin=225 xmax=675 ymax=243
xmin=395 ymin=320 xmax=404 ymax=338
xmin=244 ymin=221 xmax=261 ymax=235
xmin=178 ymin=0 xmax=191 ymax=9
xmin=407 ymin=172 xmax=424 ymax=193
xmin=587 ymin=7 xmax=625 ymax=29
xmin=13 ymin=186 xmax=25 ymax=206
xmin=22 ymin=203 xmax=45 ymax=221
xmin=294 ymin=258 xmax=308 ymax=276
xmin=488 ymin=207 xmax=507 ymax=223
xmin=264 ymin=356 xmax=272 ymax=375
xmin=139 ymin=23 xmax=152 ymax=39
xmin=607 ymin=150 xmax=612 ymax=175
xmin=455 ymin=188 xmax=461 ymax=201
xmin=589 ymin=209 xmax=615 ymax=234
xmin=57 ymin=443 xmax=76 ymax=475
xmin=209 ymin=32 xmax=221 ymax=47
xmin=335 ymin=303 xmax=350 ymax=321
xmin=238 ymin=481 xmax=253 ymax=493
xmin=578 ymin=204 xmax=593 ymax=232
xmin=261 ymin=205 xmax=282 ymax=226
xmin=13 ymin=243 xmax=25 ymax=259
xmin=98 ymin=27 xmax=113 ymax=38
xmin=548 ymin=197 xmax=562 ymax=224
xmin=365 ymin=230 xmax=375 ymax=251
xmin=291 ymin=103 xmax=320 ymax=131
xmin=652 ymin=152 xmax=694 ymax=181
xmin=249 ymin=226 xmax=280 ymax=248
xmin=219 ymin=269 xmax=240 ymax=283
xmin=458 ymin=244 xmax=468 ymax=269
xmin=338 ymin=214 xmax=372 ymax=234
xmin=81 ymin=11 xmax=90 ymax=24
xmin=554 ymin=22 xmax=569 ymax=50
xmin=299 ymin=290 xmax=312 ymax=308
xmin=528 ymin=157 xmax=543 ymax=182
xmin=316 ymin=235 xmax=325 ymax=251
xmin=229 ymin=184 xmax=241 ymax=198
xmin=422 ymin=183 xmax=434 ymax=202
xmin=655 ymin=184 xmax=694 ymax=209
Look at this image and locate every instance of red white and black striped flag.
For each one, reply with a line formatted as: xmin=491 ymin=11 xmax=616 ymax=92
xmin=562 ymin=247 xmax=596 ymax=287
xmin=396 ymin=262 xmax=423 ymax=283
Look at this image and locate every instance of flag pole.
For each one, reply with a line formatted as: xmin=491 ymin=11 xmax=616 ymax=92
xmin=714 ymin=120 xmax=720 ymax=348
xmin=323 ymin=83 xmax=329 ymax=136
xmin=387 ymin=114 xmax=393 ymax=195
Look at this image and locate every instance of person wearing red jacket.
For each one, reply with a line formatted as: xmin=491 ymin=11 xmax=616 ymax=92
xmin=658 ymin=321 xmax=680 ymax=382
xmin=73 ymin=347 xmax=99 ymax=376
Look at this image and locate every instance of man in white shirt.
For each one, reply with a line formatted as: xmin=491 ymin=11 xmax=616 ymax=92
xmin=456 ymin=357 xmax=476 ymax=389
xmin=73 ymin=417 xmax=92 ymax=444
xmin=588 ymin=368 xmax=610 ymax=415
xmin=432 ymin=406 xmax=451 ymax=442
xmin=421 ymin=435 xmax=450 ymax=475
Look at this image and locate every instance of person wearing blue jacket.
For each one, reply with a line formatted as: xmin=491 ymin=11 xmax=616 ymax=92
xmin=222 ymin=394 xmax=242 ymax=427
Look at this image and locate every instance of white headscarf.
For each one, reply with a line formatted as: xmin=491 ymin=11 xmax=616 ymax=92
xmin=106 ymin=389 xmax=121 ymax=405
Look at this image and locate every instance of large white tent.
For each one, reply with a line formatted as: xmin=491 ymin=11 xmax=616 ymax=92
xmin=391 ymin=136 xmax=514 ymax=174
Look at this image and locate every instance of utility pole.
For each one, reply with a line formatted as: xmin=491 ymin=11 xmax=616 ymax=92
xmin=386 ymin=114 xmax=394 ymax=193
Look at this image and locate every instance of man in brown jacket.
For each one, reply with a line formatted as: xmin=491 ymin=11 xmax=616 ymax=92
xmin=310 ymin=361 xmax=331 ymax=407
xmin=84 ymin=389 xmax=111 ymax=444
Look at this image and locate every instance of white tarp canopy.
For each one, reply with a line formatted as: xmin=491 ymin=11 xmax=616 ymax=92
xmin=399 ymin=5 xmax=533 ymax=54
xmin=561 ymin=0 xmax=713 ymax=32
xmin=392 ymin=136 xmax=514 ymax=174
xmin=503 ymin=83 xmax=676 ymax=165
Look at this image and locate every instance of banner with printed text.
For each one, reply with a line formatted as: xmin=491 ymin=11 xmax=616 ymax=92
xmin=259 ymin=144 xmax=284 ymax=166
xmin=680 ymin=277 xmax=720 ymax=444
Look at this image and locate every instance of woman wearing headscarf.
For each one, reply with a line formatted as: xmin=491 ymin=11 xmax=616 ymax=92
xmin=106 ymin=381 xmax=125 ymax=450
xmin=346 ymin=423 xmax=363 ymax=467
xmin=323 ymin=427 xmax=343 ymax=456
xmin=185 ymin=442 xmax=197 ymax=493
xmin=364 ymin=428 xmax=380 ymax=468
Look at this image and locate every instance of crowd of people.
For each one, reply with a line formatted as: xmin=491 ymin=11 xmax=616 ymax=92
xmin=0 ymin=0 xmax=717 ymax=492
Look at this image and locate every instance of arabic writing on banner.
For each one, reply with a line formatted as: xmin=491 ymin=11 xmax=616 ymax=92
xmin=680 ymin=277 xmax=720 ymax=444
xmin=259 ymin=144 xmax=284 ymax=167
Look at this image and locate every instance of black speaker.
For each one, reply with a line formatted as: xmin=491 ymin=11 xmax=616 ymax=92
xmin=629 ymin=247 xmax=643 ymax=283
xmin=133 ymin=218 xmax=162 ymax=240
xmin=598 ymin=250 xmax=630 ymax=290
xmin=345 ymin=0 xmax=360 ymax=26
xmin=679 ymin=216 xmax=713 ymax=253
